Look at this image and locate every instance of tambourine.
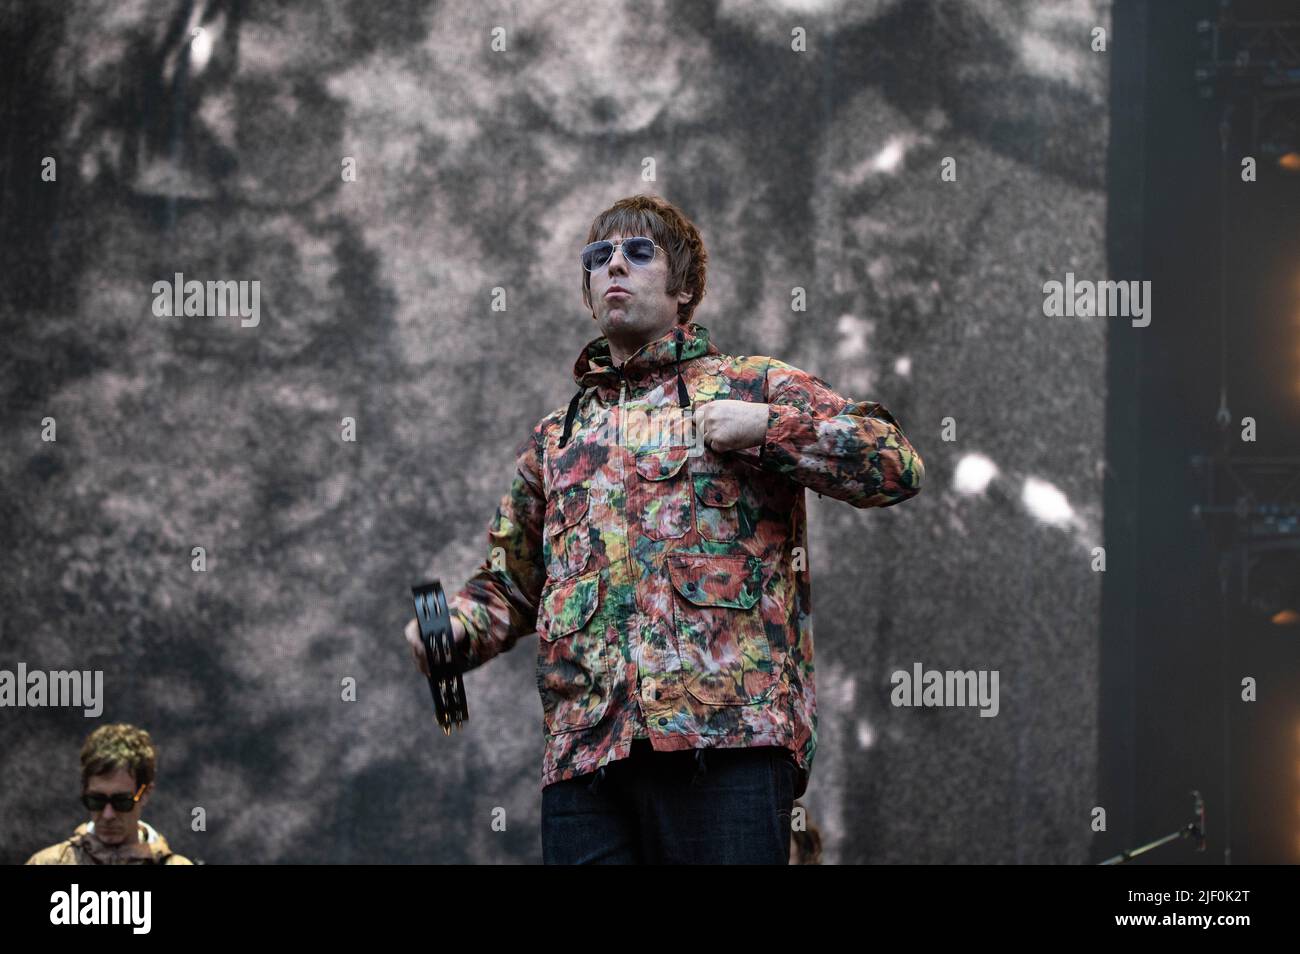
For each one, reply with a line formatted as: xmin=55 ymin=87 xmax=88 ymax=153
xmin=410 ymin=580 xmax=469 ymax=734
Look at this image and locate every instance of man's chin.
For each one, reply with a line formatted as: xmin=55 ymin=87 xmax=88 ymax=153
xmin=599 ymin=308 xmax=634 ymax=328
xmin=600 ymin=311 xmax=662 ymax=339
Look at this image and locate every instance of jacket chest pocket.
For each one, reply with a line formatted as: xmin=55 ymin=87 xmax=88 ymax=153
xmin=543 ymin=484 xmax=592 ymax=580
xmin=667 ymin=552 xmax=780 ymax=706
xmin=692 ymin=473 xmax=741 ymax=542
xmin=536 ymin=568 xmax=610 ymax=733
xmin=630 ymin=446 xmax=693 ymax=540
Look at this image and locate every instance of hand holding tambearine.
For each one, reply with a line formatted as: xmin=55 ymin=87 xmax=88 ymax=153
xmin=405 ymin=614 xmax=466 ymax=678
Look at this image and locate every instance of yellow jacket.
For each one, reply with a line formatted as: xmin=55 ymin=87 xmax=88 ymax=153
xmin=25 ymin=820 xmax=193 ymax=865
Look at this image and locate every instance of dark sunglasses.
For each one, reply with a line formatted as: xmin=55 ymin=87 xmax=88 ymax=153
xmin=81 ymin=783 xmax=146 ymax=813
xmin=580 ymin=236 xmax=663 ymax=272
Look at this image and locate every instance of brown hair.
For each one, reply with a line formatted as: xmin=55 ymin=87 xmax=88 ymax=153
xmin=581 ymin=194 xmax=708 ymax=324
xmin=80 ymin=723 xmax=158 ymax=790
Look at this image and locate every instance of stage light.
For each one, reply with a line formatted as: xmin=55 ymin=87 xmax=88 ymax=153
xmin=1245 ymin=552 xmax=1300 ymax=623
xmin=190 ymin=30 xmax=213 ymax=72
xmin=953 ymin=454 xmax=998 ymax=496
xmin=1256 ymin=91 xmax=1300 ymax=173
xmin=1021 ymin=477 xmax=1074 ymax=527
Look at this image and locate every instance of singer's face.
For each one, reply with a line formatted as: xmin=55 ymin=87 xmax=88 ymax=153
xmin=586 ymin=233 xmax=691 ymax=364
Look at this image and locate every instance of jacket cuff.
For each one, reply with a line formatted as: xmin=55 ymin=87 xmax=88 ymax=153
xmin=765 ymin=402 xmax=817 ymax=453
xmin=448 ymin=604 xmax=486 ymax=672
xmin=731 ymin=403 xmax=812 ymax=469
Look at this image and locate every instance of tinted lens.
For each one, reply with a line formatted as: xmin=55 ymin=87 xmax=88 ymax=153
xmin=82 ymin=792 xmax=136 ymax=812
xmin=581 ymin=241 xmax=613 ymax=271
xmin=623 ymin=237 xmax=656 ymax=265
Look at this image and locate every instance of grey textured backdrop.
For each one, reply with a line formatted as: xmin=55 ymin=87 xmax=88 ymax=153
xmin=1 ymin=0 xmax=1109 ymax=863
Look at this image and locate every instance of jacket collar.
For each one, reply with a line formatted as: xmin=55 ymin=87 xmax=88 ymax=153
xmin=71 ymin=820 xmax=173 ymax=863
xmin=560 ymin=321 xmax=718 ymax=449
xmin=573 ymin=321 xmax=717 ymax=390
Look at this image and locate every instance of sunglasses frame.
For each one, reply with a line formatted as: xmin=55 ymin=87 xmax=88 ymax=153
xmin=81 ymin=782 xmax=147 ymax=814
xmin=580 ymin=236 xmax=664 ymax=272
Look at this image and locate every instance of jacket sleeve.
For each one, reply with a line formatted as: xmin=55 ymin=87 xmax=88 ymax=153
xmin=24 ymin=841 xmax=73 ymax=864
xmin=446 ymin=423 xmax=548 ymax=672
xmin=730 ymin=357 xmax=924 ymax=508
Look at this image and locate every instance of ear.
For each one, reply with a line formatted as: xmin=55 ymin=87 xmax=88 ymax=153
xmin=138 ymin=783 xmax=154 ymax=811
xmin=676 ymin=287 xmax=693 ymax=305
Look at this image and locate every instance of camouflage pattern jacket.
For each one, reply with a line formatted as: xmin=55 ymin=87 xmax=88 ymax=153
xmin=25 ymin=820 xmax=193 ymax=865
xmin=449 ymin=321 xmax=924 ymax=798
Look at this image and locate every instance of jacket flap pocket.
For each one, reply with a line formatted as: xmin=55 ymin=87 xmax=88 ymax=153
xmin=547 ymin=485 xmax=589 ymax=535
xmin=668 ymin=554 xmax=761 ymax=610
xmin=635 ymin=446 xmax=689 ymax=481
xmin=539 ymin=570 xmax=600 ymax=640
xmin=693 ymin=473 xmax=740 ymax=507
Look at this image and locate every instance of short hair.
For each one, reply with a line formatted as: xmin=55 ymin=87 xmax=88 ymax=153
xmin=581 ymin=194 xmax=708 ymax=324
xmin=80 ymin=723 xmax=157 ymax=790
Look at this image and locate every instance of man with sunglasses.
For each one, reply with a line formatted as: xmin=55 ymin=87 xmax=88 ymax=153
xmin=405 ymin=193 xmax=924 ymax=863
xmin=25 ymin=723 xmax=193 ymax=865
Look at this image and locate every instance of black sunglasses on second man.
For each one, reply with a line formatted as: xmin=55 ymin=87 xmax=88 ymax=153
xmin=81 ymin=783 xmax=146 ymax=813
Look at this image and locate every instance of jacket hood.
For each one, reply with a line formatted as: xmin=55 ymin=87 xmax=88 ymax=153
xmin=561 ymin=321 xmax=719 ymax=448
xmin=572 ymin=321 xmax=718 ymax=389
xmin=71 ymin=819 xmax=175 ymax=863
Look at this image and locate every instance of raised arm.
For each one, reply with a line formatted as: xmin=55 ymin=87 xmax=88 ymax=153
xmin=730 ymin=358 xmax=925 ymax=509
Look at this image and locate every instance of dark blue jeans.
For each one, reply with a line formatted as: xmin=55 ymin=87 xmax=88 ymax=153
xmin=541 ymin=739 xmax=797 ymax=864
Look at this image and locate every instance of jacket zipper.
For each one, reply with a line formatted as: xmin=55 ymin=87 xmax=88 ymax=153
xmin=615 ymin=365 xmax=639 ymax=632
xmin=616 ymin=364 xmax=627 ymax=445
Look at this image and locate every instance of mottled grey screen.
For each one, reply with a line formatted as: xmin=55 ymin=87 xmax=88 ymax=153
xmin=1 ymin=0 xmax=1110 ymax=863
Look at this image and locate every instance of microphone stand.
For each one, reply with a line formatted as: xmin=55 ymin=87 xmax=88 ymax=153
xmin=1098 ymin=791 xmax=1207 ymax=865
